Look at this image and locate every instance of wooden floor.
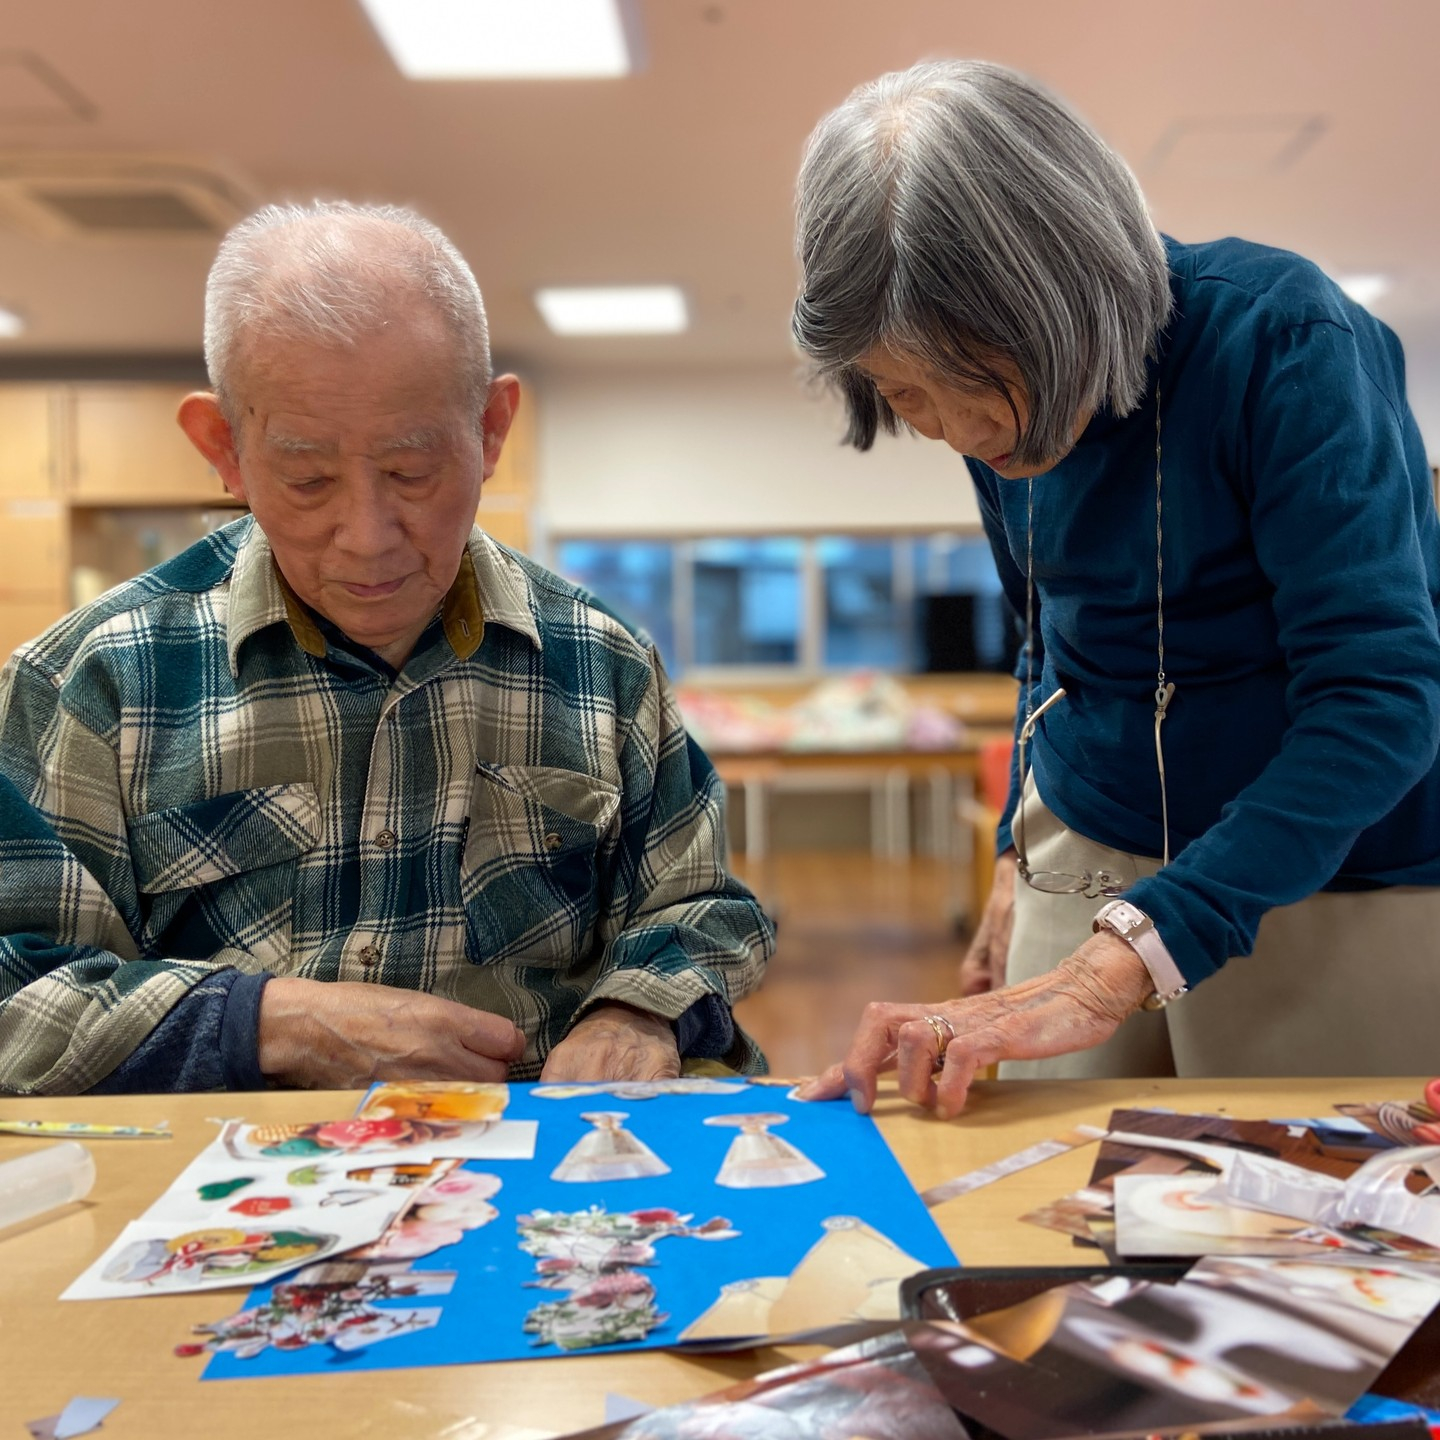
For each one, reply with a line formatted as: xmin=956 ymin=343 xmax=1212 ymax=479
xmin=729 ymin=851 xmax=969 ymax=1080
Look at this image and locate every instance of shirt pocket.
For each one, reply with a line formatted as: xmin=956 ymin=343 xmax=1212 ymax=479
xmin=126 ymin=783 xmax=320 ymax=964
xmin=461 ymin=763 xmax=620 ymax=968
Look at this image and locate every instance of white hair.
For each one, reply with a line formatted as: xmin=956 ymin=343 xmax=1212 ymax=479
xmin=793 ymin=60 xmax=1173 ymax=464
xmin=204 ymin=200 xmax=492 ymax=427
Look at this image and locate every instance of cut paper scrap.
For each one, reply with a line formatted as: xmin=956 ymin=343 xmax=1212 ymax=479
xmin=61 ymin=1205 xmax=400 ymax=1299
xmin=908 ymin=1254 xmax=1440 ymax=1440
xmin=921 ymin=1125 xmax=1105 ymax=1206
xmin=137 ymin=1133 xmax=447 ymax=1232
xmin=679 ymin=1214 xmax=930 ymax=1341
xmin=532 ymin=1078 xmax=748 ymax=1101
xmin=60 ymin=1120 xmax=478 ymax=1298
xmin=1224 ymin=1143 xmax=1440 ymax=1247
xmin=767 ymin=1215 xmax=929 ymax=1329
xmin=551 ymin=1113 xmax=670 ymax=1183
xmin=1093 ymin=1109 xmax=1360 ymax=1187
xmin=1113 ymin=1172 xmax=1360 ymax=1260
xmin=345 ymin=1167 xmax=502 ymax=1263
xmin=1337 ymin=1101 xmax=1434 ymax=1147
xmin=176 ymin=1262 xmax=453 ymax=1361
xmin=356 ymin=1080 xmax=510 ymax=1124
xmin=704 ymin=1112 xmax=824 ymax=1188
xmin=1020 ymin=1186 xmax=1113 ymax=1241
xmin=225 ymin=1113 xmax=536 ymax=1165
xmin=603 ymin=1394 xmax=654 ymax=1423
xmin=558 ymin=1327 xmax=968 ymax=1440
xmin=679 ymin=1276 xmax=788 ymax=1341
xmin=24 ymin=1398 xmax=120 ymax=1440
xmin=518 ymin=1204 xmax=739 ymax=1352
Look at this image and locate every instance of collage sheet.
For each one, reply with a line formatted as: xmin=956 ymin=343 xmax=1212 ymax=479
xmin=60 ymin=1078 xmax=957 ymax=1377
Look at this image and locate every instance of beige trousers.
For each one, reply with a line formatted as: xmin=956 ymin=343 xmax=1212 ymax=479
xmin=999 ymin=774 xmax=1438 ymax=1079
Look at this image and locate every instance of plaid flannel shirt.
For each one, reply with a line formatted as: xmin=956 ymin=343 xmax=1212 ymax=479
xmin=0 ymin=517 xmax=773 ymax=1094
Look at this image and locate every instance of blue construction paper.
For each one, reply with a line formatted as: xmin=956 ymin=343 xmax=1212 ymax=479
xmin=203 ymin=1083 xmax=955 ymax=1378
xmin=1345 ymin=1392 xmax=1440 ymax=1427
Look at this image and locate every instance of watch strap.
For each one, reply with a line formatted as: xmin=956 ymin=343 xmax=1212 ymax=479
xmin=1092 ymin=899 xmax=1188 ymax=1011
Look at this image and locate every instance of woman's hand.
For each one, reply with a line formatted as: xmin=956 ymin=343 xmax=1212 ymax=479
xmin=957 ymin=851 xmax=1017 ymax=994
xmin=794 ymin=931 xmax=1153 ymax=1119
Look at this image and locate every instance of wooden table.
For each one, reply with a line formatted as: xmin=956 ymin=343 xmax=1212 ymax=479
xmin=711 ymin=745 xmax=988 ymax=863
xmin=0 ymin=1077 xmax=1425 ymax=1436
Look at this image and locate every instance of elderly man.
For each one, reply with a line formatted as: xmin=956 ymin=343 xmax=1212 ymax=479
xmin=0 ymin=201 xmax=773 ymax=1095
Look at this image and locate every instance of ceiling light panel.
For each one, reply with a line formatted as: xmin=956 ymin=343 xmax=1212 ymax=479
xmin=0 ymin=307 xmax=25 ymax=338
xmin=359 ymin=0 xmax=637 ymax=79
xmin=536 ymin=286 xmax=689 ymax=336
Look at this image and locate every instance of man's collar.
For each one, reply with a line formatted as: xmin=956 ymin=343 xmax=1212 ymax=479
xmin=227 ymin=522 xmax=303 ymax=674
xmin=227 ymin=521 xmax=541 ymax=676
xmin=466 ymin=528 xmax=542 ymax=652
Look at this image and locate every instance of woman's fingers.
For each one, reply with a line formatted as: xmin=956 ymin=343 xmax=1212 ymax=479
xmin=793 ymin=1063 xmax=848 ymax=1101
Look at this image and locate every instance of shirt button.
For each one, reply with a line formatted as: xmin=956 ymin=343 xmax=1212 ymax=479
xmin=543 ymin=831 xmax=563 ymax=852
xmin=374 ymin=829 xmax=397 ymax=850
xmin=358 ymin=944 xmax=380 ymax=967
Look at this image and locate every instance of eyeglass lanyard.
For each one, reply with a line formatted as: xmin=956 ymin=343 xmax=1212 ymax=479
xmin=1153 ymin=386 xmax=1174 ymax=866
xmin=1023 ymin=387 xmax=1174 ymax=868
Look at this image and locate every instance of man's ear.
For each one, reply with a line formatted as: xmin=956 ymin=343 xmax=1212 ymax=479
xmin=177 ymin=392 xmax=246 ymax=504
xmin=479 ymin=374 xmax=521 ymax=483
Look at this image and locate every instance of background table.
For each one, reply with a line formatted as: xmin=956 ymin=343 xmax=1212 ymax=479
xmin=1 ymin=1077 xmax=1425 ymax=1436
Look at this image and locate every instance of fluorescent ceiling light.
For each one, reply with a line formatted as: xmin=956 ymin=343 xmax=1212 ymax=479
xmin=0 ymin=307 xmax=24 ymax=338
xmin=359 ymin=0 xmax=636 ymax=79
xmin=1336 ymin=274 xmax=1389 ymax=306
xmin=536 ymin=286 xmax=688 ymax=336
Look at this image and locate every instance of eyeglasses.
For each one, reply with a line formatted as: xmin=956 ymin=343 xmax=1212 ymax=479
xmin=1013 ymin=682 xmax=1175 ymax=897
xmin=1014 ymin=386 xmax=1175 ymax=898
xmin=1013 ymin=686 xmax=1123 ymax=897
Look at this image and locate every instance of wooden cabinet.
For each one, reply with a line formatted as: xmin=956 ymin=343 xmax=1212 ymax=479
xmin=69 ymin=385 xmax=228 ymax=503
xmin=0 ymin=386 xmax=68 ymax=659
xmin=0 ymin=379 xmax=539 ymax=665
xmin=0 ymin=503 xmax=66 ymax=593
xmin=0 ymin=382 xmax=233 ymax=663
xmin=0 ymin=386 xmax=58 ymax=499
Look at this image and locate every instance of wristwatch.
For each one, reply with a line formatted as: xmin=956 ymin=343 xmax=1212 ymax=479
xmin=1092 ymin=899 xmax=1188 ymax=1011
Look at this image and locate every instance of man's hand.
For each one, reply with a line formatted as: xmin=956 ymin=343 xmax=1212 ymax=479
xmin=957 ymin=851 xmax=1017 ymax=995
xmin=540 ymin=1002 xmax=681 ymax=1083
xmin=257 ymin=978 xmax=526 ymax=1089
xmin=794 ymin=931 xmax=1153 ymax=1119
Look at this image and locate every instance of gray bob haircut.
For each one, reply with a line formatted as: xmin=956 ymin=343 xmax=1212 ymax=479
xmin=204 ymin=199 xmax=492 ymax=427
xmin=792 ymin=59 xmax=1173 ymax=464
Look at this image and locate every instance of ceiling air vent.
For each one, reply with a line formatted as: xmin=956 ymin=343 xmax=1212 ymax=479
xmin=0 ymin=153 xmax=255 ymax=240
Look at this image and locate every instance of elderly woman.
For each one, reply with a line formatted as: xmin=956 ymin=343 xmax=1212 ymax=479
xmin=792 ymin=60 xmax=1440 ymax=1118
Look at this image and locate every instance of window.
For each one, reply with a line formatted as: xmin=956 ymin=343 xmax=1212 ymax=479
xmin=818 ymin=537 xmax=904 ymax=669
xmin=692 ymin=537 xmax=803 ymax=667
xmin=908 ymin=533 xmax=1018 ymax=673
xmin=551 ymin=532 xmax=1012 ymax=677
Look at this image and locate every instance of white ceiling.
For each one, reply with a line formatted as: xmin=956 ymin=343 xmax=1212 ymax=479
xmin=0 ymin=0 xmax=1438 ymax=384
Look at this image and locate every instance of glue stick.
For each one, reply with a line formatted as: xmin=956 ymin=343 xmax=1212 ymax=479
xmin=0 ymin=1141 xmax=96 ymax=1231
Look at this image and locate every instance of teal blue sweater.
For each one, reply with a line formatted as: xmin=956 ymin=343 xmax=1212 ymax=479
xmin=970 ymin=236 xmax=1440 ymax=987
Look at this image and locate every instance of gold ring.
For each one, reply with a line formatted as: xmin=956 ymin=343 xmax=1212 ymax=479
xmin=924 ymin=1013 xmax=956 ymax=1067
